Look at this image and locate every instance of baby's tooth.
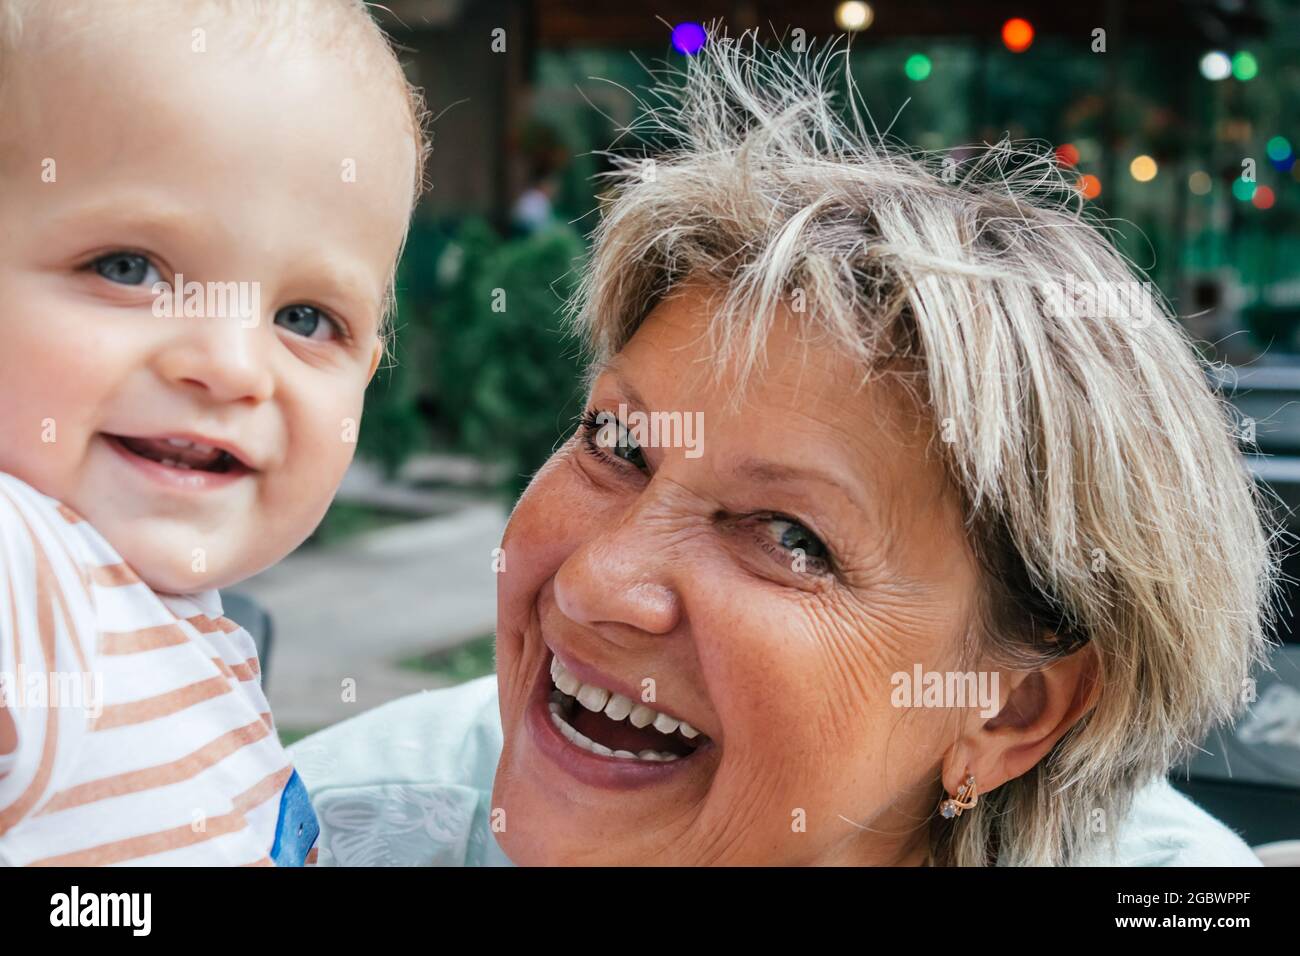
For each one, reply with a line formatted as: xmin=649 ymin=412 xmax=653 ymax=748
xmin=612 ymin=750 xmax=637 ymax=759
xmin=166 ymin=438 xmax=192 ymax=448
xmin=678 ymin=721 xmax=700 ymax=739
xmin=549 ymin=656 xmax=561 ymax=682
xmin=589 ymin=741 xmax=613 ymax=757
xmin=653 ymin=712 xmax=681 ymax=735
xmin=576 ymin=683 xmax=610 ymax=713
xmin=604 ymin=693 xmax=634 ymax=721
xmin=637 ymin=750 xmax=665 ymax=762
xmin=628 ymin=704 xmax=656 ymax=729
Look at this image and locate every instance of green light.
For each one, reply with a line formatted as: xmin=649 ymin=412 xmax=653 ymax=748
xmin=904 ymin=54 xmax=932 ymax=81
xmin=1267 ymin=136 xmax=1292 ymax=162
xmin=1232 ymin=178 xmax=1257 ymax=201
xmin=1232 ymin=51 xmax=1258 ymax=81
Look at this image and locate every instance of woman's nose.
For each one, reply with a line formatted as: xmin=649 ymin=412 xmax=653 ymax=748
xmin=552 ymin=531 xmax=682 ymax=636
xmin=153 ymin=317 xmax=274 ymax=404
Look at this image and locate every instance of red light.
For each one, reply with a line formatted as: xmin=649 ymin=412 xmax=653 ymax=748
xmin=1252 ymin=185 xmax=1276 ymax=210
xmin=1002 ymin=18 xmax=1034 ymax=53
xmin=1077 ymin=174 xmax=1101 ymax=199
xmin=1055 ymin=143 xmax=1079 ymax=167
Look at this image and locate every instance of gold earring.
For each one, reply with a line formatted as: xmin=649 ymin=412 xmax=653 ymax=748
xmin=938 ymin=774 xmax=978 ymax=819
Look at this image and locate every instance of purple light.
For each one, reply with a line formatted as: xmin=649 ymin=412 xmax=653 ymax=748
xmin=671 ymin=22 xmax=707 ymax=56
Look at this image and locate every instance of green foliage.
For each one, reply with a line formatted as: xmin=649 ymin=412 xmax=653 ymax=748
xmin=464 ymin=226 xmax=588 ymax=497
xmin=357 ymin=217 xmax=588 ymax=497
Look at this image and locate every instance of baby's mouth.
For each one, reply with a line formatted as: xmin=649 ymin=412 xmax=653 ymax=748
xmin=106 ymin=434 xmax=248 ymax=474
xmin=547 ymin=654 xmax=712 ymax=761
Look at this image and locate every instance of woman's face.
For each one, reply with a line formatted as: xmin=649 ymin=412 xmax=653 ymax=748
xmin=492 ymin=284 xmax=988 ymax=865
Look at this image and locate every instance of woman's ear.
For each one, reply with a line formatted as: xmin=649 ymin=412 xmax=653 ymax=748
xmin=367 ymin=338 xmax=383 ymax=382
xmin=964 ymin=640 xmax=1101 ymax=793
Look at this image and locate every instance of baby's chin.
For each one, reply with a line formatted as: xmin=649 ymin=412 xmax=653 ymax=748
xmin=91 ymin=514 xmax=263 ymax=596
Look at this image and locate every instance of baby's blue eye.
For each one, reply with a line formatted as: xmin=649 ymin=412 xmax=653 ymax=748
xmin=274 ymin=304 xmax=337 ymax=341
xmin=93 ymin=252 xmax=160 ymax=286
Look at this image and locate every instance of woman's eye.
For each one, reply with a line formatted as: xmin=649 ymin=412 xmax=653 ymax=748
xmin=92 ymin=252 xmax=161 ymax=287
xmin=586 ymin=411 xmax=647 ymax=471
xmin=758 ymin=516 xmax=832 ymax=572
xmin=274 ymin=304 xmax=338 ymax=341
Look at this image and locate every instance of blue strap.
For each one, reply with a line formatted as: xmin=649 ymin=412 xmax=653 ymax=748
xmin=270 ymin=769 xmax=320 ymax=866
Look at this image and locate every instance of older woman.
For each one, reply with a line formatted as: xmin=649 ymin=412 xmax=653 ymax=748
xmin=290 ymin=38 xmax=1279 ymax=866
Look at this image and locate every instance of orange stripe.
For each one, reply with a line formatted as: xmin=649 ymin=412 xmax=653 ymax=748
xmin=88 ymin=562 xmax=140 ymax=588
xmin=305 ymin=847 xmax=319 ymax=864
xmin=56 ymin=503 xmax=83 ymax=524
xmin=14 ymin=491 xmax=98 ymax=676
xmin=0 ymin=507 xmax=64 ymax=835
xmin=100 ymin=623 xmax=190 ymax=654
xmin=214 ymin=617 xmax=240 ymax=634
xmin=30 ymin=809 xmax=250 ymax=866
xmin=186 ymin=615 xmax=221 ymax=634
xmin=90 ymin=676 xmax=232 ymax=731
xmin=237 ymin=656 xmax=260 ymax=679
xmin=233 ymin=765 xmax=293 ymax=815
xmin=36 ymin=719 xmax=271 ymax=815
xmin=211 ymin=656 xmax=235 ymax=679
xmin=31 ymin=764 xmax=293 ymax=866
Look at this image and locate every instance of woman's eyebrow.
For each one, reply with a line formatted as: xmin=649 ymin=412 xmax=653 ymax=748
xmin=731 ymin=457 xmax=879 ymax=526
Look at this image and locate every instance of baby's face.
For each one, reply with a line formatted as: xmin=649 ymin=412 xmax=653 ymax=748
xmin=0 ymin=20 xmax=416 ymax=592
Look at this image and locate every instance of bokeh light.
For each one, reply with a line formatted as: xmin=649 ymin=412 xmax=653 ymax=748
xmin=1077 ymin=174 xmax=1102 ymax=200
xmin=1199 ymin=51 xmax=1232 ymax=81
xmin=1232 ymin=177 xmax=1258 ymax=201
xmin=1130 ymin=155 xmax=1158 ymax=182
xmin=1252 ymin=185 xmax=1276 ymax=210
xmin=1232 ymin=51 xmax=1259 ymax=81
xmin=1001 ymin=18 xmax=1034 ymax=53
xmin=1266 ymin=136 xmax=1293 ymax=163
xmin=905 ymin=53 xmax=932 ymax=81
xmin=834 ymin=2 xmax=874 ymax=31
xmin=670 ymin=22 xmax=707 ymax=56
xmin=1188 ymin=171 xmax=1212 ymax=195
xmin=1055 ymin=143 xmax=1080 ymax=167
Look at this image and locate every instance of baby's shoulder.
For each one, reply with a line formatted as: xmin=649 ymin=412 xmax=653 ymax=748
xmin=0 ymin=471 xmax=122 ymax=567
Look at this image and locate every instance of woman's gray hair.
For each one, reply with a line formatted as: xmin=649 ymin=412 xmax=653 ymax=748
xmin=567 ymin=29 xmax=1285 ymax=865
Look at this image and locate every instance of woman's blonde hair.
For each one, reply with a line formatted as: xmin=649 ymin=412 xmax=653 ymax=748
xmin=567 ymin=28 xmax=1286 ymax=865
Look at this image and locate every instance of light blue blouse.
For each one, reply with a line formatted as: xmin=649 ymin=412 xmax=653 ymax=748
xmin=288 ymin=674 xmax=1262 ymax=867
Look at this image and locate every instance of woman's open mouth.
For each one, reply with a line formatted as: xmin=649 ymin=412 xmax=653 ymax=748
xmin=546 ymin=655 xmax=711 ymax=762
xmin=527 ymin=647 xmax=716 ymax=789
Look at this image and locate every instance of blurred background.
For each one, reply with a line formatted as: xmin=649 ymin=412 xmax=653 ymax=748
xmin=231 ymin=0 xmax=1300 ymax=840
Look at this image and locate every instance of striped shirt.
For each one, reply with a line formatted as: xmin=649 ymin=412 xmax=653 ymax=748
xmin=0 ymin=472 xmax=316 ymax=866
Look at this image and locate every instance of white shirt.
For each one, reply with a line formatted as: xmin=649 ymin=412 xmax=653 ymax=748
xmin=0 ymin=472 xmax=316 ymax=866
xmin=291 ymin=674 xmax=1262 ymax=866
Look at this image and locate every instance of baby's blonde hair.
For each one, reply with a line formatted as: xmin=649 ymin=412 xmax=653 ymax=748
xmin=568 ymin=28 xmax=1286 ymax=865
xmin=0 ymin=0 xmax=430 ymax=340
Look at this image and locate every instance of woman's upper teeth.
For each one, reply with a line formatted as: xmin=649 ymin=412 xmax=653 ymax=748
xmin=550 ymin=655 xmax=703 ymax=740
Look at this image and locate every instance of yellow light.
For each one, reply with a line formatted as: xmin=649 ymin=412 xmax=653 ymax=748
xmin=1130 ymin=155 xmax=1158 ymax=182
xmin=835 ymin=1 xmax=874 ymax=31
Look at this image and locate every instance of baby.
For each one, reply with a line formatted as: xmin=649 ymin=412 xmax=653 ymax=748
xmin=0 ymin=0 xmax=427 ymax=864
